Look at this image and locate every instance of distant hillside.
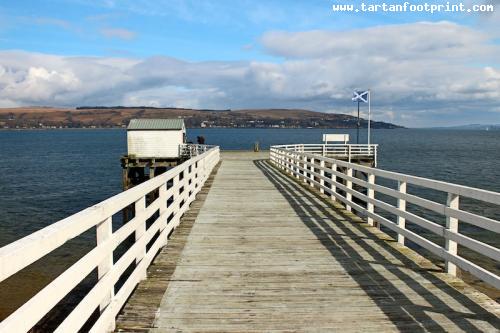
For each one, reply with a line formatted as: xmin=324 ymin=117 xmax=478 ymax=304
xmin=0 ymin=107 xmax=403 ymax=129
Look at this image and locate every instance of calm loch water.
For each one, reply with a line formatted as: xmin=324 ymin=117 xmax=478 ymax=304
xmin=0 ymin=128 xmax=499 ymax=317
xmin=1 ymin=128 xmax=499 ymax=245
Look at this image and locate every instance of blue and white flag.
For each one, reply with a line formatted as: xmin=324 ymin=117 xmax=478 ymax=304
xmin=352 ymin=90 xmax=369 ymax=103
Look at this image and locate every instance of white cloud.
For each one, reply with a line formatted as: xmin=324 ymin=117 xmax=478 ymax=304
xmin=261 ymin=21 xmax=495 ymax=61
xmin=0 ymin=21 xmax=499 ymax=126
xmin=2 ymin=66 xmax=80 ymax=102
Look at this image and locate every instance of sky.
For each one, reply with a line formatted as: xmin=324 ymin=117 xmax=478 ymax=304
xmin=0 ymin=0 xmax=499 ymax=127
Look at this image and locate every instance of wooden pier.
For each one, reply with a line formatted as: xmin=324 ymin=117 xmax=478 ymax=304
xmin=0 ymin=146 xmax=499 ymax=332
xmin=114 ymin=151 xmax=499 ymax=332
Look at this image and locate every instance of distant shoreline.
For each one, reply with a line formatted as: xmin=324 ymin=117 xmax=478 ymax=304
xmin=0 ymin=126 xmax=406 ymax=131
xmin=3 ymin=126 xmax=499 ymax=131
xmin=0 ymin=107 xmax=403 ymax=130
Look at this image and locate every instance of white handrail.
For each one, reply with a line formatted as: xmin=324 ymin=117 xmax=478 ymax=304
xmin=0 ymin=146 xmax=220 ymax=333
xmin=270 ymin=145 xmax=500 ymax=290
xmin=272 ymin=143 xmax=378 ymax=166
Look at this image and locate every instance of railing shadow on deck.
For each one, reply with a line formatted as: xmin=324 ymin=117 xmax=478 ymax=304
xmin=254 ymin=159 xmax=499 ymax=333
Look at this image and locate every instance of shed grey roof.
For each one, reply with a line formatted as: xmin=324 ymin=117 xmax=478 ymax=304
xmin=127 ymin=118 xmax=185 ymax=130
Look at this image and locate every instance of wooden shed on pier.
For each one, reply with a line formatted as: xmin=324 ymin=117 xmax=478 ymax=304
xmin=127 ymin=118 xmax=186 ymax=158
xmin=122 ymin=118 xmax=187 ymax=191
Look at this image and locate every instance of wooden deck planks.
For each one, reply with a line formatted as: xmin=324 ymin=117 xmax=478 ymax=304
xmin=117 ymin=151 xmax=499 ymax=333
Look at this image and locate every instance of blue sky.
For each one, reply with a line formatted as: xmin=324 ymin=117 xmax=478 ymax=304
xmin=0 ymin=1 xmax=499 ymax=126
xmin=0 ymin=0 xmax=489 ymax=60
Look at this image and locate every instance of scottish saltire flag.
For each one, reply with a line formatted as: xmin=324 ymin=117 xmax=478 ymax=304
xmin=352 ymin=90 xmax=369 ymax=103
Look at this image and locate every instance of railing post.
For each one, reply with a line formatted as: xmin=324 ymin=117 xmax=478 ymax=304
xmin=319 ymin=159 xmax=325 ymax=193
xmin=322 ymin=144 xmax=326 ymax=157
xmin=367 ymin=174 xmax=375 ymax=227
xmin=445 ymin=193 xmax=459 ymax=276
xmin=348 ymin=145 xmax=352 ymax=163
xmin=331 ymin=162 xmax=337 ymax=201
xmin=346 ymin=167 xmax=352 ymax=211
xmin=96 ymin=216 xmax=114 ymax=329
xmin=309 ymin=157 xmax=315 ymax=187
xmin=135 ymin=196 xmax=147 ymax=280
xmin=159 ymin=181 xmax=168 ymax=245
xmin=303 ymin=155 xmax=308 ymax=184
xmin=295 ymin=153 xmax=300 ymax=179
xmin=177 ymin=172 xmax=187 ymax=225
xmin=196 ymin=159 xmax=202 ymax=189
xmin=189 ymin=162 xmax=197 ymax=204
xmin=397 ymin=181 xmax=407 ymax=242
xmin=202 ymin=156 xmax=207 ymax=181
xmin=285 ymin=152 xmax=289 ymax=174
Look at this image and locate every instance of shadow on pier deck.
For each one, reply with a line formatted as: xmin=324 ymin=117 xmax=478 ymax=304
xmin=116 ymin=151 xmax=499 ymax=332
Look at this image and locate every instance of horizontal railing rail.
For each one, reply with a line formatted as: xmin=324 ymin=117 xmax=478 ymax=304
xmin=0 ymin=146 xmax=220 ymax=333
xmin=270 ymin=145 xmax=500 ymax=290
xmin=272 ymin=143 xmax=378 ymax=165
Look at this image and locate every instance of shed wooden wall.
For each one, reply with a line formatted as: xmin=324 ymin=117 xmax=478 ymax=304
xmin=127 ymin=130 xmax=185 ymax=158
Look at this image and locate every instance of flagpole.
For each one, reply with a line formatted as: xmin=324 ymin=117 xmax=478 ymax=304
xmin=368 ymin=89 xmax=371 ymax=146
xmin=357 ymin=100 xmax=360 ymax=144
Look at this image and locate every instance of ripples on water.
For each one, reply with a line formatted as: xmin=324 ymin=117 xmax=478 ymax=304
xmin=0 ymin=128 xmax=499 ymax=318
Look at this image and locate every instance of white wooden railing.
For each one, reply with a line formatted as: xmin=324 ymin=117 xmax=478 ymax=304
xmin=0 ymin=146 xmax=220 ymax=333
xmin=270 ymin=145 xmax=500 ymax=289
xmin=180 ymin=144 xmax=216 ymax=158
xmin=274 ymin=144 xmax=377 ymax=165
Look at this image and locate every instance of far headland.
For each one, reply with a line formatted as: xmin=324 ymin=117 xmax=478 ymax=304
xmin=0 ymin=106 xmax=403 ymax=129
